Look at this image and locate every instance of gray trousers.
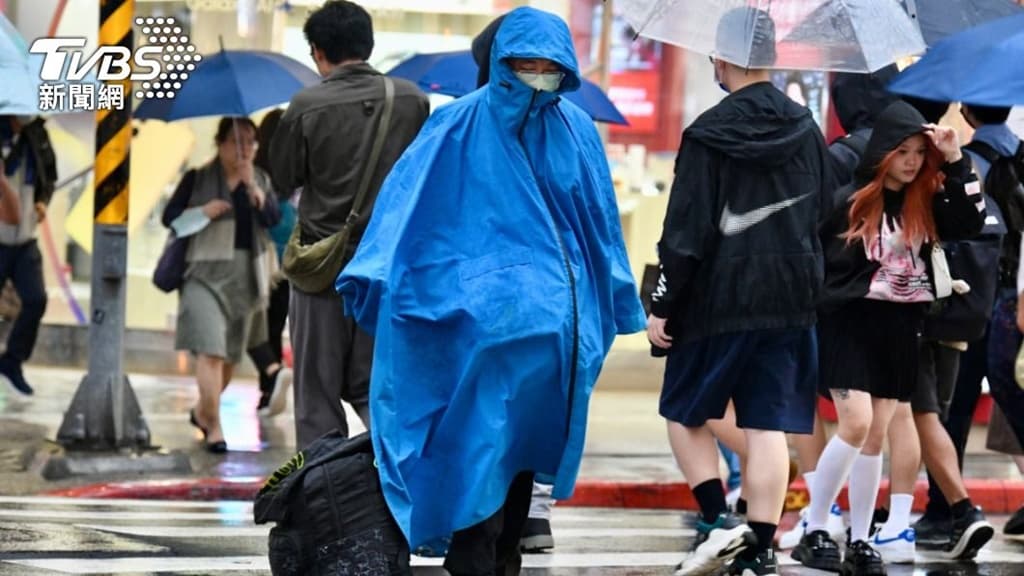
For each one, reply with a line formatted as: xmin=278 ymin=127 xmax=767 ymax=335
xmin=289 ymin=287 xmax=372 ymax=449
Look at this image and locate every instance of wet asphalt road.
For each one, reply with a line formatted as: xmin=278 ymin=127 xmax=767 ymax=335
xmin=0 ymin=496 xmax=1022 ymax=575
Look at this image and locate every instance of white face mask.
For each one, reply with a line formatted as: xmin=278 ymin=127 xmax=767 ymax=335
xmin=514 ymin=71 xmax=564 ymax=93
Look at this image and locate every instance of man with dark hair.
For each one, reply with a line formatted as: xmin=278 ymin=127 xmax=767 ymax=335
xmin=913 ymin=101 xmax=1024 ymax=544
xmin=270 ymin=0 xmax=429 ymax=449
xmin=0 ymin=115 xmax=57 ymax=396
xmin=648 ymin=8 xmax=832 ymax=576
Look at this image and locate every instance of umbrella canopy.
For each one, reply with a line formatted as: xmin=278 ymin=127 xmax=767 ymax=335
xmin=0 ymin=13 xmax=92 ymax=115
xmin=904 ymin=0 xmax=1023 ymax=46
xmin=135 ymin=49 xmax=320 ymax=121
xmin=619 ymin=0 xmax=926 ymax=72
xmin=387 ymin=50 xmax=629 ymax=125
xmin=888 ymin=12 xmax=1024 ymax=107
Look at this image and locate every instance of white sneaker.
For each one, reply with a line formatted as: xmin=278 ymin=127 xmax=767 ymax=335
xmin=258 ymin=367 xmax=292 ymax=418
xmin=872 ymin=528 xmax=916 ymax=564
xmin=826 ymin=503 xmax=846 ymax=542
xmin=675 ymin=513 xmax=756 ymax=576
xmin=778 ymin=504 xmax=845 ymax=550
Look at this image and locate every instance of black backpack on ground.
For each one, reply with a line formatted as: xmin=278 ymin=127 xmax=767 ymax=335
xmin=254 ymin=432 xmax=411 ymax=576
xmin=964 ymin=139 xmax=1024 ymax=288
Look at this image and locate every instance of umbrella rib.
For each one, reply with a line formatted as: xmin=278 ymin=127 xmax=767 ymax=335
xmin=632 ymin=0 xmax=669 ymax=39
xmin=219 ymin=50 xmax=250 ymax=116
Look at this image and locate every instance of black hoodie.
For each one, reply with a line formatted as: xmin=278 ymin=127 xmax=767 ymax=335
xmin=819 ymin=101 xmax=985 ymax=311
xmin=828 ymin=65 xmax=899 ymax=186
xmin=651 ymin=82 xmax=834 ymax=343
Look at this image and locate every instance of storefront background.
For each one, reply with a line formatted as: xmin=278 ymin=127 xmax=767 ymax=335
xmin=1 ymin=0 xmax=1022 ymax=339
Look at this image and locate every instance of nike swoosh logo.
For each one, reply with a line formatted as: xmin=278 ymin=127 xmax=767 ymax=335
xmin=873 ymin=531 xmax=915 ymax=545
xmin=719 ymin=193 xmax=812 ymax=236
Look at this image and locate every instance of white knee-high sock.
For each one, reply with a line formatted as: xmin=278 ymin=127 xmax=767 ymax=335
xmin=848 ymin=453 xmax=884 ymax=543
xmin=879 ymin=493 xmax=914 ymax=539
xmin=807 ymin=437 xmax=860 ymax=532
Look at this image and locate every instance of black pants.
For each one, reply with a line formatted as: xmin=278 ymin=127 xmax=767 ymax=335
xmin=247 ymin=279 xmax=290 ymax=376
xmin=444 ymin=471 xmax=535 ymax=576
xmin=0 ymin=241 xmax=47 ymax=363
xmin=925 ymin=290 xmax=1024 ymax=517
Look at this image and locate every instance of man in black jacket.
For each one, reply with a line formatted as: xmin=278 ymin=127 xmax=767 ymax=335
xmin=647 ymin=8 xmax=832 ymax=576
xmin=0 ymin=115 xmax=57 ymax=396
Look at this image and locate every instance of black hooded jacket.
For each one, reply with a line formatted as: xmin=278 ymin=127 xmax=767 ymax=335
xmin=819 ymin=101 xmax=985 ymax=311
xmin=828 ymin=65 xmax=899 ymax=186
xmin=651 ymin=82 xmax=833 ymax=343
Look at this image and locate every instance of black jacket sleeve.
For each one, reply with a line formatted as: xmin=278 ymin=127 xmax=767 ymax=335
xmin=161 ymin=169 xmax=196 ymax=228
xmin=934 ymin=158 xmax=985 ymax=242
xmin=650 ymin=138 xmax=719 ymax=319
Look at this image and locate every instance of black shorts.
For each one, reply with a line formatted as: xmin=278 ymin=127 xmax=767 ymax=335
xmin=660 ymin=328 xmax=817 ymax=434
xmin=818 ymin=299 xmax=924 ymax=402
xmin=912 ymin=340 xmax=961 ymax=416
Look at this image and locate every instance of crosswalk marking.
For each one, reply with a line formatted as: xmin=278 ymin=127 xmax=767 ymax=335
xmin=80 ymin=524 xmax=695 ymax=539
xmin=1 ymin=497 xmax=1021 ymax=574
xmin=12 ymin=549 xmax=1024 ymax=574
xmin=0 ymin=495 xmax=252 ymax=509
xmin=0 ymin=508 xmax=253 ymax=521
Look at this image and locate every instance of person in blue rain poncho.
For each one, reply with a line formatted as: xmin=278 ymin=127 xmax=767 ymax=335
xmin=336 ymin=6 xmax=646 ymax=575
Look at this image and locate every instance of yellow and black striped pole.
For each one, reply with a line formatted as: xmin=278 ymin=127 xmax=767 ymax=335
xmin=57 ymin=0 xmax=152 ymax=451
xmin=93 ymin=0 xmax=133 ymax=224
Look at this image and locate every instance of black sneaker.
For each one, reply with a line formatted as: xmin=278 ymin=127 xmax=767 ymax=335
xmin=912 ymin=512 xmax=952 ymax=549
xmin=943 ymin=506 xmax=993 ymax=560
xmin=0 ymin=357 xmax=33 ymax=396
xmin=727 ymin=549 xmax=778 ymax=576
xmin=1005 ymin=505 xmax=1024 ymax=536
xmin=674 ymin=512 xmax=755 ymax=576
xmin=792 ymin=529 xmax=841 ymax=572
xmin=841 ymin=539 xmax=886 ymax=576
xmin=519 ymin=517 xmax=554 ymax=553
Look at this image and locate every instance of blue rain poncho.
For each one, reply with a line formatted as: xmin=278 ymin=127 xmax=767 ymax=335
xmin=336 ymin=6 xmax=646 ymax=551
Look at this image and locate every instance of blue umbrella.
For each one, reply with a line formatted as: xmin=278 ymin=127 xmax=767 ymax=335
xmin=388 ymin=50 xmax=629 ymax=126
xmin=903 ymin=0 xmax=1023 ymax=46
xmin=888 ymin=12 xmax=1024 ymax=106
xmin=136 ymin=49 xmax=320 ymax=120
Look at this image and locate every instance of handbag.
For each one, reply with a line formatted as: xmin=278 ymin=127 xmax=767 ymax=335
xmin=282 ymin=77 xmax=395 ymax=294
xmin=152 ymin=232 xmax=188 ymax=293
xmin=931 ymin=243 xmax=954 ymax=299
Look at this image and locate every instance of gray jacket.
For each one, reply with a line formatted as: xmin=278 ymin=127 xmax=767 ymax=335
xmin=270 ymin=63 xmax=428 ymax=245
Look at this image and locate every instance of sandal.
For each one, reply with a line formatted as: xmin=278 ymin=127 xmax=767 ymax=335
xmin=189 ymin=409 xmax=208 ymax=439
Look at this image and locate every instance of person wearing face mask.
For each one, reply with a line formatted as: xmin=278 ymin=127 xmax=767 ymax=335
xmin=646 ymin=8 xmax=834 ymax=576
xmin=471 ymin=13 xmax=557 ymax=556
xmin=163 ymin=117 xmax=280 ymax=453
xmin=337 ymin=7 xmax=645 ymax=575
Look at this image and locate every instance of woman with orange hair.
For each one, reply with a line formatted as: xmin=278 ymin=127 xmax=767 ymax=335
xmin=792 ymin=101 xmax=986 ymax=576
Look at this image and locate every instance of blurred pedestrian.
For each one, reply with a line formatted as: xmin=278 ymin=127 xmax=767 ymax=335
xmin=247 ymin=109 xmax=295 ymax=418
xmin=647 ymin=8 xmax=832 ymax=576
xmin=798 ymin=101 xmax=984 ymax=575
xmin=164 ymin=116 xmax=280 ymax=453
xmin=337 ymin=7 xmax=645 ymax=575
xmin=0 ymin=115 xmax=57 ymax=396
xmin=270 ymin=0 xmax=428 ymax=449
xmin=0 ymin=159 xmax=20 ymax=225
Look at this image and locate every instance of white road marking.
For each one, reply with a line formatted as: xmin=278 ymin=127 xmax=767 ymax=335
xmin=0 ymin=508 xmax=252 ymax=521
xmin=0 ymin=496 xmax=254 ymax=510
xmin=78 ymin=524 xmax=694 ymax=539
xmin=12 ymin=549 xmax=1024 ymax=574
